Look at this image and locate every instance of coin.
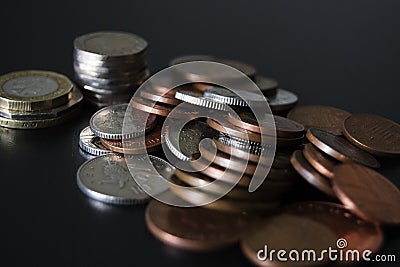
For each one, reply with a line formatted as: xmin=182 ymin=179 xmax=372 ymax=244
xmin=165 ymin=120 xmax=217 ymax=161
xmin=100 ymin=124 xmax=162 ymax=154
xmin=216 ymin=58 xmax=257 ymax=79
xmin=74 ymin=31 xmax=148 ymax=59
xmin=240 ymin=214 xmax=337 ymax=267
xmin=145 ymin=199 xmax=248 ymax=251
xmin=290 ymin=150 xmax=336 ymax=197
xmin=175 ymin=89 xmax=229 ymax=111
xmin=333 ymin=163 xmax=400 ymax=224
xmin=268 ymin=89 xmax=298 ymax=112
xmin=0 ymin=87 xmax=82 ymax=120
xmin=286 ymin=201 xmax=383 ymax=255
xmin=90 ymin=104 xmax=157 ymax=140
xmin=214 ymin=136 xmax=264 ymax=163
xmin=131 ymin=97 xmax=173 ymax=116
xmin=203 ymin=87 xmax=265 ymax=107
xmin=77 ymin=154 xmax=173 ymax=205
xmin=342 ymin=114 xmax=400 ymax=157
xmin=287 ymin=105 xmax=351 ymax=135
xmin=140 ymin=88 xmax=181 ymax=105
xmin=255 ymin=76 xmax=279 ymax=96
xmin=79 ymin=126 xmax=111 ymax=156
xmin=0 ymin=70 xmax=73 ymax=111
xmin=306 ymin=128 xmax=380 ymax=168
xmin=302 ymin=143 xmax=338 ymax=179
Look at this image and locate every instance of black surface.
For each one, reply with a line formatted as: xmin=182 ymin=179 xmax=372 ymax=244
xmin=1 ymin=1 xmax=399 ymax=266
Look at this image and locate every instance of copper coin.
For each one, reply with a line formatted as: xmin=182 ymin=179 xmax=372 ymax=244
xmin=241 ymin=214 xmax=336 ymax=267
xmin=145 ymin=199 xmax=248 ymax=251
xmin=170 ymin=176 xmax=280 ymax=214
xmin=287 ymin=105 xmax=351 ymax=135
xmin=302 ymin=143 xmax=338 ymax=179
xmin=342 ymin=113 xmax=400 ymax=157
xmin=333 ymin=163 xmax=400 ymax=224
xmin=286 ymin=201 xmax=383 ymax=255
xmin=255 ymin=75 xmax=279 ymax=97
xmin=290 ymin=150 xmax=336 ymax=197
xmin=131 ymin=97 xmax=173 ymax=116
xmin=140 ymin=88 xmax=181 ymax=105
xmin=306 ymin=128 xmax=380 ymax=169
xmin=207 ymin=117 xmax=263 ymax=142
xmin=100 ymin=124 xmax=162 ymax=154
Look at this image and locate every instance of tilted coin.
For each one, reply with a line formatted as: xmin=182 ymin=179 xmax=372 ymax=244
xmin=306 ymin=128 xmax=380 ymax=169
xmin=286 ymin=201 xmax=383 ymax=254
xmin=90 ymin=104 xmax=157 ymax=140
xmin=140 ymin=88 xmax=181 ymax=105
xmin=74 ymin=31 xmax=148 ymax=60
xmin=203 ymin=87 xmax=266 ymax=107
xmin=0 ymin=70 xmax=73 ymax=111
xmin=268 ymin=89 xmax=298 ymax=112
xmin=100 ymin=124 xmax=162 ymax=154
xmin=0 ymin=87 xmax=82 ymax=120
xmin=290 ymin=150 xmax=336 ymax=198
xmin=77 ymin=154 xmax=174 ymax=205
xmin=145 ymin=199 xmax=248 ymax=251
xmin=255 ymin=75 xmax=279 ymax=96
xmin=342 ymin=113 xmax=400 ymax=157
xmin=131 ymin=97 xmax=173 ymax=116
xmin=79 ymin=126 xmax=111 ymax=156
xmin=240 ymin=214 xmax=337 ymax=267
xmin=287 ymin=105 xmax=351 ymax=135
xmin=175 ymin=90 xmax=229 ymax=111
xmin=302 ymin=143 xmax=338 ymax=179
xmin=333 ymin=163 xmax=400 ymax=224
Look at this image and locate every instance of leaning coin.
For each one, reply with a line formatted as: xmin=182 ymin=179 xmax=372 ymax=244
xmin=79 ymin=126 xmax=111 ymax=156
xmin=77 ymin=154 xmax=172 ymax=205
xmin=342 ymin=113 xmax=400 ymax=157
xmin=0 ymin=70 xmax=73 ymax=111
xmin=333 ymin=163 xmax=400 ymax=224
xmin=302 ymin=143 xmax=338 ymax=179
xmin=145 ymin=199 xmax=248 ymax=251
xmin=287 ymin=105 xmax=351 ymax=135
xmin=90 ymin=104 xmax=157 ymax=140
xmin=306 ymin=128 xmax=380 ymax=169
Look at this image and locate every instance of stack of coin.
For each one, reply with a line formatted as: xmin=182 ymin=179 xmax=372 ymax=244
xmin=0 ymin=70 xmax=82 ymax=129
xmin=78 ymin=104 xmax=162 ymax=158
xmin=73 ymin=31 xmax=150 ymax=107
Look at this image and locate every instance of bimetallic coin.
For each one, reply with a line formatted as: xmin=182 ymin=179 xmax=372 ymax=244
xmin=287 ymin=105 xmax=351 ymax=135
xmin=145 ymin=199 xmax=248 ymax=251
xmin=342 ymin=114 xmax=400 ymax=157
xmin=77 ymin=154 xmax=174 ymax=205
xmin=203 ymin=87 xmax=266 ymax=107
xmin=306 ymin=128 xmax=380 ymax=169
xmin=90 ymin=104 xmax=157 ymax=140
xmin=0 ymin=70 xmax=73 ymax=111
xmin=79 ymin=126 xmax=110 ymax=156
xmin=0 ymin=87 xmax=82 ymax=120
xmin=268 ymin=89 xmax=298 ymax=112
xmin=302 ymin=143 xmax=338 ymax=179
xmin=175 ymin=90 xmax=229 ymax=111
xmin=333 ymin=163 xmax=400 ymax=224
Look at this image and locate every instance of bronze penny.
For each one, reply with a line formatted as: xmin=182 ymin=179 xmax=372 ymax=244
xmin=170 ymin=176 xmax=280 ymax=214
xmin=241 ymin=214 xmax=336 ymax=267
xmin=342 ymin=113 xmax=400 ymax=157
xmin=131 ymin=97 xmax=173 ymax=116
xmin=302 ymin=143 xmax=338 ymax=179
xmin=287 ymin=105 xmax=351 ymax=135
xmin=100 ymin=124 xmax=162 ymax=154
xmin=145 ymin=199 xmax=248 ymax=251
xmin=286 ymin=201 xmax=383 ymax=255
xmin=290 ymin=150 xmax=336 ymax=198
xmin=140 ymin=88 xmax=181 ymax=105
xmin=255 ymin=75 xmax=279 ymax=97
xmin=333 ymin=163 xmax=400 ymax=224
xmin=306 ymin=128 xmax=380 ymax=169
xmin=207 ymin=117 xmax=264 ymax=142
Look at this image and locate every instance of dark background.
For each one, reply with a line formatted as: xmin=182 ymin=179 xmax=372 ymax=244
xmin=0 ymin=0 xmax=399 ymax=266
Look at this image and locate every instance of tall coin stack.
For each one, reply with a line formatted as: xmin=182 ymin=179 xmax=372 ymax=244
xmin=73 ymin=31 xmax=150 ymax=107
xmin=0 ymin=70 xmax=82 ymax=129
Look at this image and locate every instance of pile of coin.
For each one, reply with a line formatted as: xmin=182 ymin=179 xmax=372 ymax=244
xmin=0 ymin=70 xmax=82 ymax=129
xmin=73 ymin=31 xmax=150 ymax=107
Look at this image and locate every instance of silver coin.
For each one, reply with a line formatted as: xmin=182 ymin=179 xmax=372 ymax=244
xmin=90 ymin=104 xmax=155 ymax=140
xmin=175 ymin=90 xmax=229 ymax=111
xmin=203 ymin=87 xmax=265 ymax=107
xmin=76 ymin=154 xmax=174 ymax=205
xmin=74 ymin=31 xmax=148 ymax=59
xmin=75 ymin=71 xmax=146 ymax=86
xmin=80 ymin=84 xmax=135 ymax=95
xmin=73 ymin=62 xmax=147 ymax=78
xmin=269 ymin=89 xmax=298 ymax=112
xmin=0 ymin=87 xmax=82 ymax=119
xmin=3 ymin=75 xmax=58 ymax=98
xmin=215 ymin=134 xmax=266 ymax=156
xmin=79 ymin=126 xmax=111 ymax=156
xmin=73 ymin=52 xmax=147 ymax=68
xmin=79 ymin=148 xmax=98 ymax=161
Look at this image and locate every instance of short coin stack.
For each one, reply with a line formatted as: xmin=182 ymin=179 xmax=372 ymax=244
xmin=74 ymin=31 xmax=150 ymax=107
xmin=0 ymin=70 xmax=82 ymax=129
